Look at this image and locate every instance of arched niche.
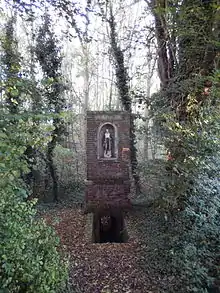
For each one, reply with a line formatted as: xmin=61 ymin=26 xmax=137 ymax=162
xmin=97 ymin=122 xmax=118 ymax=160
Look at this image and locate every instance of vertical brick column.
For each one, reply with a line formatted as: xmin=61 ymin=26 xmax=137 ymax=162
xmin=85 ymin=111 xmax=131 ymax=211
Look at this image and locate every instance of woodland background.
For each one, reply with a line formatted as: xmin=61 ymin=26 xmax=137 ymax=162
xmin=0 ymin=0 xmax=220 ymax=292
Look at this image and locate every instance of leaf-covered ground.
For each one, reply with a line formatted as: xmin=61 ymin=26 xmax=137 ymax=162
xmin=42 ymin=206 xmax=162 ymax=293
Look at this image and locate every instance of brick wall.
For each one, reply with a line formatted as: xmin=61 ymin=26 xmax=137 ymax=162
xmin=86 ymin=111 xmax=131 ymax=211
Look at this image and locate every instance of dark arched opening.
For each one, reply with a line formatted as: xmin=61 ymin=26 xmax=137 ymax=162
xmin=92 ymin=210 xmax=128 ymax=243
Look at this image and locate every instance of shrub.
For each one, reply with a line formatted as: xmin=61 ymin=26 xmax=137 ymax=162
xmin=147 ymin=71 xmax=220 ymax=292
xmin=0 ymin=120 xmax=68 ymax=293
xmin=0 ymin=181 xmax=68 ymax=293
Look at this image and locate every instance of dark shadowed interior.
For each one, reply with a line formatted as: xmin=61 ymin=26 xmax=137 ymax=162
xmin=92 ymin=210 xmax=128 ymax=243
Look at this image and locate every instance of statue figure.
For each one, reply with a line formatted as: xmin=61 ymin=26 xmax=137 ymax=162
xmin=102 ymin=128 xmax=112 ymax=158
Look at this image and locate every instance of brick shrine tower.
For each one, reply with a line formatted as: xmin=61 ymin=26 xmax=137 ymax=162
xmin=85 ymin=111 xmax=131 ymax=242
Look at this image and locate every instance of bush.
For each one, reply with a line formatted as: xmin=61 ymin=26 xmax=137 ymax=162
xmin=0 ymin=182 xmax=68 ymax=293
xmin=147 ymin=71 xmax=220 ymax=292
xmin=0 ymin=119 xmax=68 ymax=293
xmin=171 ymin=159 xmax=220 ymax=293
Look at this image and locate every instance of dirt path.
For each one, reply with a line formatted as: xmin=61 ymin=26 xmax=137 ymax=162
xmin=43 ymin=207 xmax=156 ymax=293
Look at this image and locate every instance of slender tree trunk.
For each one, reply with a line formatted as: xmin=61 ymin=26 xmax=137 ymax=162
xmin=149 ymin=0 xmax=171 ymax=88
xmin=84 ymin=44 xmax=89 ymax=113
xmin=47 ymin=135 xmax=59 ymax=202
xmin=108 ymin=75 xmax=113 ymax=110
xmin=82 ymin=43 xmax=89 ymax=154
xmin=144 ymin=110 xmax=149 ymax=160
xmin=34 ymin=12 xmax=65 ymax=202
xmin=144 ymin=72 xmax=152 ymax=159
xmin=108 ymin=4 xmax=141 ymax=194
xmin=46 ymin=115 xmax=63 ymax=202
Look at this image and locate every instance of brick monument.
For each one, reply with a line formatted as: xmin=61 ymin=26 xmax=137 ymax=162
xmin=85 ymin=111 xmax=131 ymax=242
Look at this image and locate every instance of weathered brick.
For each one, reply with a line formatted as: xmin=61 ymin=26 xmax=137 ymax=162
xmin=85 ymin=111 xmax=131 ymax=211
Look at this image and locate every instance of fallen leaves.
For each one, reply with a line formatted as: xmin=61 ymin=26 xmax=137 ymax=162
xmin=42 ymin=207 xmax=157 ymax=293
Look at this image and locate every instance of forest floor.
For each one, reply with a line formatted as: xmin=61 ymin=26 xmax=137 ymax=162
xmin=40 ymin=202 xmax=177 ymax=293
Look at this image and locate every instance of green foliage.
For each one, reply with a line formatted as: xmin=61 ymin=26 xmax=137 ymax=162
xmin=0 ymin=184 xmax=68 ymax=293
xmin=167 ymin=157 xmax=220 ymax=293
xmin=0 ymin=15 xmax=68 ymax=291
xmin=140 ymin=72 xmax=220 ymax=293
xmin=34 ymin=11 xmax=66 ymax=202
xmin=0 ymin=116 xmax=68 ymax=293
xmin=1 ymin=17 xmax=22 ymax=114
xmin=35 ymin=12 xmax=65 ymax=108
xmin=154 ymin=71 xmax=220 ymax=292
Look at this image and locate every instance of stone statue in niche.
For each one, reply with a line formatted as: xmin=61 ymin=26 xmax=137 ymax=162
xmin=102 ymin=128 xmax=112 ymax=158
xmin=98 ymin=123 xmax=117 ymax=159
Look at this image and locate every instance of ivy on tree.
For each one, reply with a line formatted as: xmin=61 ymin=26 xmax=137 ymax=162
xmin=35 ymin=12 xmax=66 ymax=202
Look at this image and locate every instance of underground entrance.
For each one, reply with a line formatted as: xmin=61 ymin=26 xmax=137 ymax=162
xmin=92 ymin=210 xmax=128 ymax=243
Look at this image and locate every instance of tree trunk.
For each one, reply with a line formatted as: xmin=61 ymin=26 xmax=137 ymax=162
xmin=46 ymin=116 xmax=63 ymax=202
xmin=108 ymin=4 xmax=141 ymax=194
xmin=144 ymin=69 xmax=152 ymax=159
xmin=144 ymin=109 xmax=149 ymax=160
xmin=47 ymin=137 xmax=59 ymax=202
xmin=150 ymin=0 xmax=217 ymax=122
xmin=149 ymin=0 xmax=172 ymax=88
